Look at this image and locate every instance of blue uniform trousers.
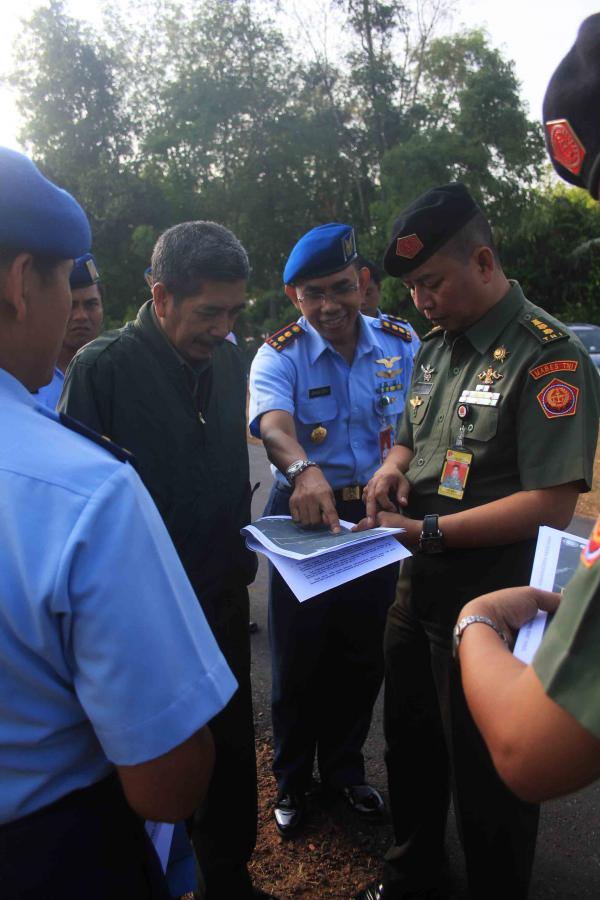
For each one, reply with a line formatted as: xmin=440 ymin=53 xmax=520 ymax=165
xmin=265 ymin=481 xmax=398 ymax=795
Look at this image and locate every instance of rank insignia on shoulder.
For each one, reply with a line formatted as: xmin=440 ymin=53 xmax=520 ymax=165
xmin=581 ymin=516 xmax=600 ymax=569
xmin=380 ymin=316 xmax=412 ymax=341
xmin=521 ymin=316 xmax=567 ymax=344
xmin=536 ymin=378 xmax=579 ymax=419
xmin=53 ymin=409 xmax=135 ymax=464
xmin=384 ymin=313 xmax=410 ymax=325
xmin=423 ymin=325 xmax=443 ymax=341
xmin=265 ymin=322 xmax=305 ymax=352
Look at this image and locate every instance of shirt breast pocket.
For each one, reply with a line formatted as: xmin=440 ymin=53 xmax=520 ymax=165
xmin=410 ymin=395 xmax=430 ymax=427
xmin=468 ymin=407 xmax=499 ymax=442
xmin=296 ymin=394 xmax=338 ymax=427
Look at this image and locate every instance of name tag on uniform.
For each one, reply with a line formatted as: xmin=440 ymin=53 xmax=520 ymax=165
xmin=438 ymin=448 xmax=473 ymax=500
xmin=309 ymin=386 xmax=331 ymax=398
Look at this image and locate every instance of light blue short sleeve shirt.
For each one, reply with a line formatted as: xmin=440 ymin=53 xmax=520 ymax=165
xmin=0 ymin=368 xmax=237 ymax=823
xmin=35 ymin=366 xmax=64 ymax=409
xmin=249 ymin=313 xmax=419 ymax=487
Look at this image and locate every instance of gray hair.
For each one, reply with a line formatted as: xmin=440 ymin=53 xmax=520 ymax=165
xmin=151 ymin=221 xmax=249 ymax=302
xmin=441 ymin=212 xmax=500 ymax=265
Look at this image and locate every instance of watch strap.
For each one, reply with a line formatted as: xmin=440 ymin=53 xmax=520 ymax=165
xmin=453 ymin=614 xmax=508 ymax=660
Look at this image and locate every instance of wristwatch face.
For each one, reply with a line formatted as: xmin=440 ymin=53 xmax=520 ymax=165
xmin=286 ymin=459 xmax=309 ymax=483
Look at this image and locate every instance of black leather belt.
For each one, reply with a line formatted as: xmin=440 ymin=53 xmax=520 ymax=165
xmin=333 ymin=484 xmax=364 ymax=502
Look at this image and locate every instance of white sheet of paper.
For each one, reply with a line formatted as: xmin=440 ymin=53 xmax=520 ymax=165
xmin=144 ymin=820 xmax=174 ymax=872
xmin=245 ymin=532 xmax=410 ymax=602
xmin=242 ymin=515 xmax=405 ymax=560
xmin=513 ymin=525 xmax=587 ymax=663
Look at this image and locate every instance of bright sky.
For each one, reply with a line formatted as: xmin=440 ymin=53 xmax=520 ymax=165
xmin=0 ymin=0 xmax=597 ymax=150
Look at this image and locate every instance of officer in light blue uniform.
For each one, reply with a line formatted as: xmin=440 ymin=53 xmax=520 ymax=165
xmin=249 ymin=223 xmax=419 ymax=837
xmin=0 ymin=147 xmax=236 ymax=899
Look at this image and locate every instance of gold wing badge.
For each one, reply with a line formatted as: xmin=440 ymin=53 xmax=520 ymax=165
xmin=376 ymin=356 xmax=402 ymax=379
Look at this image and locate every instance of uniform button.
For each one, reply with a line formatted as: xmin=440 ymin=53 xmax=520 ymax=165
xmin=467 ymin=423 xmax=474 ymax=432
xmin=352 ymin=441 xmax=359 ymax=448
xmin=453 ymin=367 xmax=460 ymax=375
xmin=438 ymin=415 xmax=444 ymax=422
xmin=417 ymin=458 xmax=425 ymax=466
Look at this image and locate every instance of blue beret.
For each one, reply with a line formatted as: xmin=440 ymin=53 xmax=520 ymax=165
xmin=383 ymin=183 xmax=481 ymax=277
xmin=144 ymin=266 xmax=153 ymax=288
xmin=283 ymin=223 xmax=358 ymax=284
xmin=543 ymin=14 xmax=600 ymax=199
xmin=0 ymin=147 xmax=90 ymax=258
xmin=70 ymin=253 xmax=100 ymax=288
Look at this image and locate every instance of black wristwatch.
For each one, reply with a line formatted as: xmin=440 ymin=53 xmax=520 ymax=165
xmin=418 ymin=513 xmax=444 ymax=554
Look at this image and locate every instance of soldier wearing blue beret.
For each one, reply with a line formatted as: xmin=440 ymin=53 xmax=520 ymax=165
xmin=0 ymin=147 xmax=237 ymax=897
xmin=354 ymin=182 xmax=600 ymax=900
xmin=37 ymin=252 xmax=104 ymax=409
xmin=249 ymin=223 xmax=419 ymax=836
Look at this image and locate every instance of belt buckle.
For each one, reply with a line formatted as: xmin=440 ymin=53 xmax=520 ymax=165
xmin=341 ymin=485 xmax=362 ymax=502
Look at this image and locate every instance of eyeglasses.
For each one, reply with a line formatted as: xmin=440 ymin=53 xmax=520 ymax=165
xmin=296 ymin=279 xmax=360 ymax=307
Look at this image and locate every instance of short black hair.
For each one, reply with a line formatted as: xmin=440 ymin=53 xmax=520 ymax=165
xmin=440 ymin=212 xmax=500 ymax=265
xmin=151 ymin=221 xmax=250 ymax=303
xmin=357 ymin=255 xmax=383 ymax=285
xmin=0 ymin=246 xmax=66 ymax=282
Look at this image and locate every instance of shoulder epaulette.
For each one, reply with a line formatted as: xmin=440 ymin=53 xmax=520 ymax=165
xmin=423 ymin=325 xmax=444 ymax=341
xmin=36 ymin=404 xmax=136 ymax=465
xmin=379 ymin=315 xmax=413 ymax=342
xmin=384 ymin=313 xmax=410 ymax=325
xmin=265 ymin=322 xmax=305 ymax=353
xmin=59 ymin=413 xmax=136 ymax=464
xmin=520 ymin=315 xmax=568 ymax=345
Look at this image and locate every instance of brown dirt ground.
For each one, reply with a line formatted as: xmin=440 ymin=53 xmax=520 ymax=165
xmin=248 ymin=740 xmax=389 ymax=900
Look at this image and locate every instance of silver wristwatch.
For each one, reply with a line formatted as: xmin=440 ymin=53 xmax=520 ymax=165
xmin=285 ymin=459 xmax=319 ymax=485
xmin=452 ymin=615 xmax=508 ymax=660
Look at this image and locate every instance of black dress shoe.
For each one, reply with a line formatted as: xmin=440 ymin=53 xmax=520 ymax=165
xmin=273 ymin=792 xmax=305 ymax=837
xmin=355 ymin=882 xmax=386 ymax=900
xmin=342 ymin=783 xmax=384 ymax=814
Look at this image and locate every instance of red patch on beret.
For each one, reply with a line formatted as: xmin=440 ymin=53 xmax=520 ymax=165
xmin=395 ymin=234 xmax=424 ymax=259
xmin=546 ymin=119 xmax=586 ymax=175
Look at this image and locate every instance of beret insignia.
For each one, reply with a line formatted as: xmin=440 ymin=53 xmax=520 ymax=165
xmin=581 ymin=516 xmax=600 ymax=568
xmin=342 ymin=231 xmax=356 ymax=260
xmin=536 ymin=378 xmax=579 ymax=419
xmin=265 ymin=322 xmax=305 ymax=353
xmin=380 ymin=316 xmax=412 ymax=342
xmin=396 ymin=233 xmax=424 ymax=259
xmin=546 ymin=119 xmax=586 ymax=175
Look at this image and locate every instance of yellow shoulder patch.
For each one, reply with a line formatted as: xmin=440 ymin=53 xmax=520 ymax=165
xmin=380 ymin=316 xmax=412 ymax=342
xmin=265 ymin=322 xmax=305 ymax=353
xmin=520 ymin=315 xmax=568 ymax=345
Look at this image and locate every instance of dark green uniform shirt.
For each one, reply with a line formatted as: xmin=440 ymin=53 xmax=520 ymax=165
xmin=396 ymin=282 xmax=600 ymax=628
xmin=398 ymin=282 xmax=600 ymax=522
xmin=59 ymin=300 xmax=256 ymax=599
xmin=534 ymin=517 xmax=600 ymax=739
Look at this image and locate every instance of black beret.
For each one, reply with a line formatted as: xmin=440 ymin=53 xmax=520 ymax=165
xmin=543 ymin=14 xmax=600 ymax=199
xmin=383 ymin=183 xmax=481 ymax=277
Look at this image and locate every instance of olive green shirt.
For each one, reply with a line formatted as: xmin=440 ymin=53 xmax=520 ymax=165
xmin=397 ymin=282 xmax=600 ymax=521
xmin=534 ymin=519 xmax=600 ymax=739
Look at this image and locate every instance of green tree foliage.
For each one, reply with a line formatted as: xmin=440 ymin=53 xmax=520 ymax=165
xmin=9 ymin=0 xmax=595 ymax=343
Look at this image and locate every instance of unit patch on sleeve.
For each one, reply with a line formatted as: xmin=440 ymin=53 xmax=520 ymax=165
xmin=529 ymin=360 xmax=579 ymax=380
xmin=265 ymin=322 xmax=304 ymax=353
xmin=536 ymin=378 xmax=579 ymax=419
xmin=581 ymin=516 xmax=600 ymax=568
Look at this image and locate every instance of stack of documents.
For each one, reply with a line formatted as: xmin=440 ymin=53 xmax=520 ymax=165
xmin=241 ymin=515 xmax=410 ymax=602
xmin=514 ymin=525 xmax=587 ymax=662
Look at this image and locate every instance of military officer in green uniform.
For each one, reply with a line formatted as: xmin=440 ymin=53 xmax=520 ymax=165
xmin=354 ymin=183 xmax=600 ymax=900
xmin=451 ymin=11 xmax=600 ymax=816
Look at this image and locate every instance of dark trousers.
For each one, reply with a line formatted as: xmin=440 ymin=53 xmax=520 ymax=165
xmin=383 ymin=550 xmax=540 ymax=900
xmin=265 ymin=481 xmax=398 ymax=795
xmin=188 ymin=583 xmax=257 ymax=892
xmin=0 ymin=774 xmax=169 ymax=900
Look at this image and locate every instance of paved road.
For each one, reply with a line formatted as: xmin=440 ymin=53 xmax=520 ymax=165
xmin=247 ymin=441 xmax=600 ymax=899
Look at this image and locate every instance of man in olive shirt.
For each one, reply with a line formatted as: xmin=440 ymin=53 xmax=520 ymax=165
xmin=355 ymin=184 xmax=600 ymax=900
xmin=60 ymin=222 xmax=271 ymax=900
